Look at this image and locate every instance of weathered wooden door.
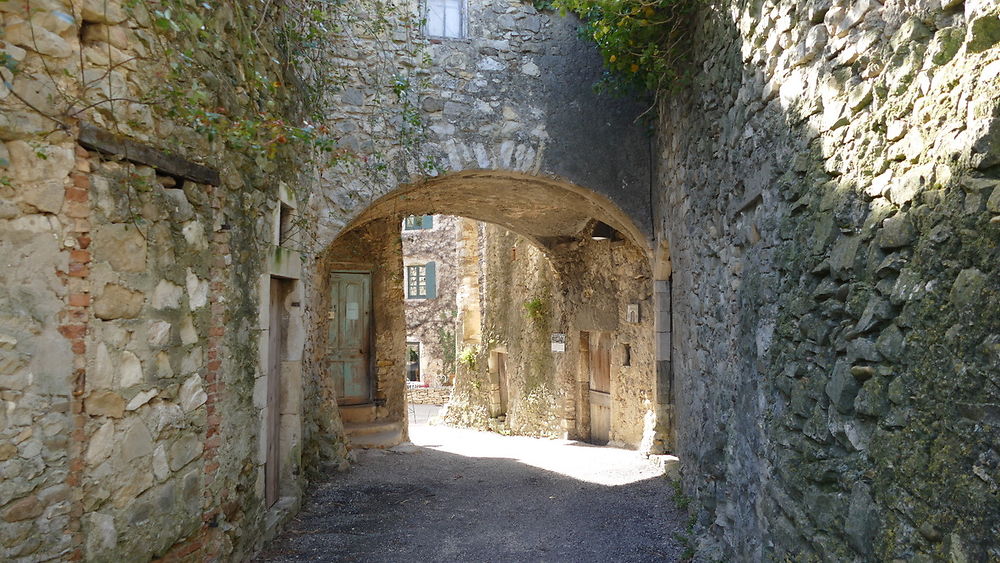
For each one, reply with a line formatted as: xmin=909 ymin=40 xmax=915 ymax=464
xmin=329 ymin=272 xmax=372 ymax=405
xmin=266 ymin=277 xmax=289 ymax=508
xmin=589 ymin=332 xmax=612 ymax=444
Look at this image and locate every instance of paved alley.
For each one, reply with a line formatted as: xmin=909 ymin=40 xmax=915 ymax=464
xmin=255 ymin=417 xmax=686 ymax=562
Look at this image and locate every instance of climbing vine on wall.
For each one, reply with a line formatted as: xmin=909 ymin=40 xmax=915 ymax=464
xmin=2 ymin=0 xmax=437 ymax=241
xmin=541 ymin=0 xmax=697 ymax=93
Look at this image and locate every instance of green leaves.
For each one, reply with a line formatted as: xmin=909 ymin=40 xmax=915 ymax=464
xmin=548 ymin=0 xmax=696 ymax=94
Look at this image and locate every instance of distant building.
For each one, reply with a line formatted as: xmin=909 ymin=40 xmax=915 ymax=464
xmin=401 ymin=215 xmax=460 ymax=387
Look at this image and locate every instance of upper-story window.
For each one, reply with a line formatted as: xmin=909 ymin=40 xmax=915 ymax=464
xmin=403 ymin=215 xmax=434 ymax=230
xmin=406 ymin=263 xmax=436 ymax=299
xmin=424 ymin=0 xmax=465 ymax=39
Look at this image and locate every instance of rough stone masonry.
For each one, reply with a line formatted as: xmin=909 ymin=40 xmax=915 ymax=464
xmin=0 ymin=0 xmax=997 ymax=561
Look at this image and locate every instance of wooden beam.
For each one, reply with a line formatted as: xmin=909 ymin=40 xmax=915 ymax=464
xmin=78 ymin=122 xmax=221 ymax=186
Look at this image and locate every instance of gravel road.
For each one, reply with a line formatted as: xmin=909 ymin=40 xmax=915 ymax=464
xmin=256 ymin=417 xmax=686 ymax=562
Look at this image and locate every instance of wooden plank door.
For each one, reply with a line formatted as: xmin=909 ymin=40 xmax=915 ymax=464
xmin=589 ymin=332 xmax=612 ymax=444
xmin=329 ymin=272 xmax=372 ymax=405
xmin=266 ymin=277 xmax=288 ymax=508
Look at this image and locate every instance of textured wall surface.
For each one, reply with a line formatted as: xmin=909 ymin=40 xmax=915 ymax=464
xmin=402 ymin=215 xmax=459 ymax=386
xmin=658 ymin=0 xmax=1000 ymax=559
xmin=444 ymin=223 xmax=656 ymax=447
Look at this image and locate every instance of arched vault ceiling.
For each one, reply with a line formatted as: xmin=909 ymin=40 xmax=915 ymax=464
xmin=340 ymin=170 xmax=649 ymax=252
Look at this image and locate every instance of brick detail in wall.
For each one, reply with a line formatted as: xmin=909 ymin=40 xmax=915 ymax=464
xmin=61 ymin=146 xmax=94 ymax=561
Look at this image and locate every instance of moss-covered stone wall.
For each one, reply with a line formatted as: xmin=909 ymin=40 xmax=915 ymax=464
xmin=658 ymin=0 xmax=1000 ymax=559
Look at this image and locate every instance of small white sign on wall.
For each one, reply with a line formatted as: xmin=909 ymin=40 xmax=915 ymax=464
xmin=551 ymin=333 xmax=566 ymax=352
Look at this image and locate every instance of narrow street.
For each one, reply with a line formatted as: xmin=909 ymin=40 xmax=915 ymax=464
xmin=256 ymin=408 xmax=687 ymax=562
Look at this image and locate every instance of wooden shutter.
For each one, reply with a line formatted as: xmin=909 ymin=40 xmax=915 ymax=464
xmin=425 ymin=262 xmax=436 ymax=298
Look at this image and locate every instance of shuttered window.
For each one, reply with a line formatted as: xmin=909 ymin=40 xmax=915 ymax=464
xmin=406 ymin=262 xmax=436 ymax=299
xmin=403 ymin=215 xmax=434 ymax=231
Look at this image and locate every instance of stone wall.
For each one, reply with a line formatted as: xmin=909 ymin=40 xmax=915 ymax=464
xmin=402 ymin=215 xmax=459 ymax=386
xmin=407 ymin=386 xmax=451 ymax=405
xmin=657 ymin=0 xmax=1000 ymax=559
xmin=1 ymin=0 xmax=324 ymax=559
xmin=445 ymin=222 xmax=656 ymax=447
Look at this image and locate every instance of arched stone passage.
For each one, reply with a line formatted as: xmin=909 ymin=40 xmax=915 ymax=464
xmin=312 ymin=171 xmax=671 ymax=453
xmin=337 ymin=170 xmax=650 ymax=253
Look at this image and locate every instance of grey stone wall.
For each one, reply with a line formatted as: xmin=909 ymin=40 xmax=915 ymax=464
xmin=314 ymin=0 xmax=652 ymax=246
xmin=657 ymin=0 xmax=1000 ymax=559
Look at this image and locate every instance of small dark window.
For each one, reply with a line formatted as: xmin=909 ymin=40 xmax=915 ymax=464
xmin=279 ymin=203 xmax=293 ymax=246
xmin=407 ymin=342 xmax=421 ymax=382
xmin=622 ymin=344 xmax=631 ymax=367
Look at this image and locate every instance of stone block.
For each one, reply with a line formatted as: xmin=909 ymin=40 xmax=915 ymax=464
xmin=82 ymin=512 xmax=116 ymax=558
xmin=120 ymin=420 xmax=153 ymax=461
xmin=21 ymin=181 xmax=65 ymax=213
xmin=845 ymin=482 xmax=877 ymax=554
xmin=85 ymin=420 xmax=115 ymax=465
xmin=877 ymin=213 xmax=914 ymax=248
xmin=94 ymin=224 xmax=147 ymax=272
xmin=152 ymin=280 xmax=183 ymax=310
xmin=93 ymin=284 xmax=143 ymax=320
xmin=968 ymin=14 xmax=1000 ymax=53
xmin=168 ymin=433 xmax=202 ymax=471
xmin=119 ymin=351 xmax=143 ymax=388
xmin=3 ymin=20 xmax=72 ymax=58
xmin=2 ymin=495 xmax=42 ymax=522
xmin=855 ymin=377 xmax=889 ymax=417
xmin=81 ymin=0 xmax=127 ymax=24
xmin=949 ymin=268 xmax=987 ymax=308
xmin=84 ymin=390 xmax=125 ymax=418
xmin=826 ymin=361 xmax=860 ymax=413
xmin=5 ymin=141 xmax=74 ymax=183
xmin=179 ymin=375 xmax=207 ymax=412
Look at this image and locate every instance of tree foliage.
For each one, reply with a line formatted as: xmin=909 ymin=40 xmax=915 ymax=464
xmin=545 ymin=0 xmax=696 ymax=93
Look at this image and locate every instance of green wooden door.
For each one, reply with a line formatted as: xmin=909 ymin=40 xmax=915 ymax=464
xmin=329 ymin=272 xmax=372 ymax=405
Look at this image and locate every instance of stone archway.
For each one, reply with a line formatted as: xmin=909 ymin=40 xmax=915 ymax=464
xmin=311 ymin=171 xmax=671 ymax=453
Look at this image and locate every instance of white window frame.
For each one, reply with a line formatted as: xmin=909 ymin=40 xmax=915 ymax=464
xmin=423 ymin=0 xmax=466 ymax=39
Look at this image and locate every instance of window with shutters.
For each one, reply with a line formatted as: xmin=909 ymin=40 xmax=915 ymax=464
xmin=423 ymin=0 xmax=465 ymax=39
xmin=406 ymin=262 xmax=436 ymax=299
xmin=403 ymin=215 xmax=434 ymax=231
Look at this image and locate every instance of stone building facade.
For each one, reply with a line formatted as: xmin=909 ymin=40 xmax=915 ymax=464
xmin=401 ymin=214 xmax=459 ymax=388
xmin=0 ymin=0 xmax=996 ymax=560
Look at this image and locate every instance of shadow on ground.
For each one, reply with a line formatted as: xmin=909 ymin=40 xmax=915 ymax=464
xmin=256 ymin=426 xmax=686 ymax=562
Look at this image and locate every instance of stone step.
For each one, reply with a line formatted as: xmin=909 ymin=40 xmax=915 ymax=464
xmin=344 ymin=421 xmax=404 ymax=450
xmin=340 ymin=404 xmax=376 ymax=424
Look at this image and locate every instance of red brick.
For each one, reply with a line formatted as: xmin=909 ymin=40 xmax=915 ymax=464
xmin=206 ymin=360 xmax=221 ymax=372
xmin=66 ymin=309 xmax=88 ymax=323
xmin=204 ymin=461 xmax=219 ymax=474
xmin=64 ymin=187 xmax=88 ymax=203
xmin=77 ymin=235 xmax=91 ymax=249
xmin=68 ymin=293 xmax=90 ymax=307
xmin=71 ymin=340 xmax=86 ymax=355
xmin=58 ymin=325 xmax=86 ymax=339
xmin=71 ymin=173 xmax=90 ymax=189
xmin=69 ymin=249 xmax=90 ymax=263
xmin=75 ymin=146 xmax=89 ymax=158
xmin=64 ymin=201 xmax=89 ymax=219
xmin=209 ymin=326 xmax=225 ymax=337
xmin=67 ymin=262 xmax=89 ymax=277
